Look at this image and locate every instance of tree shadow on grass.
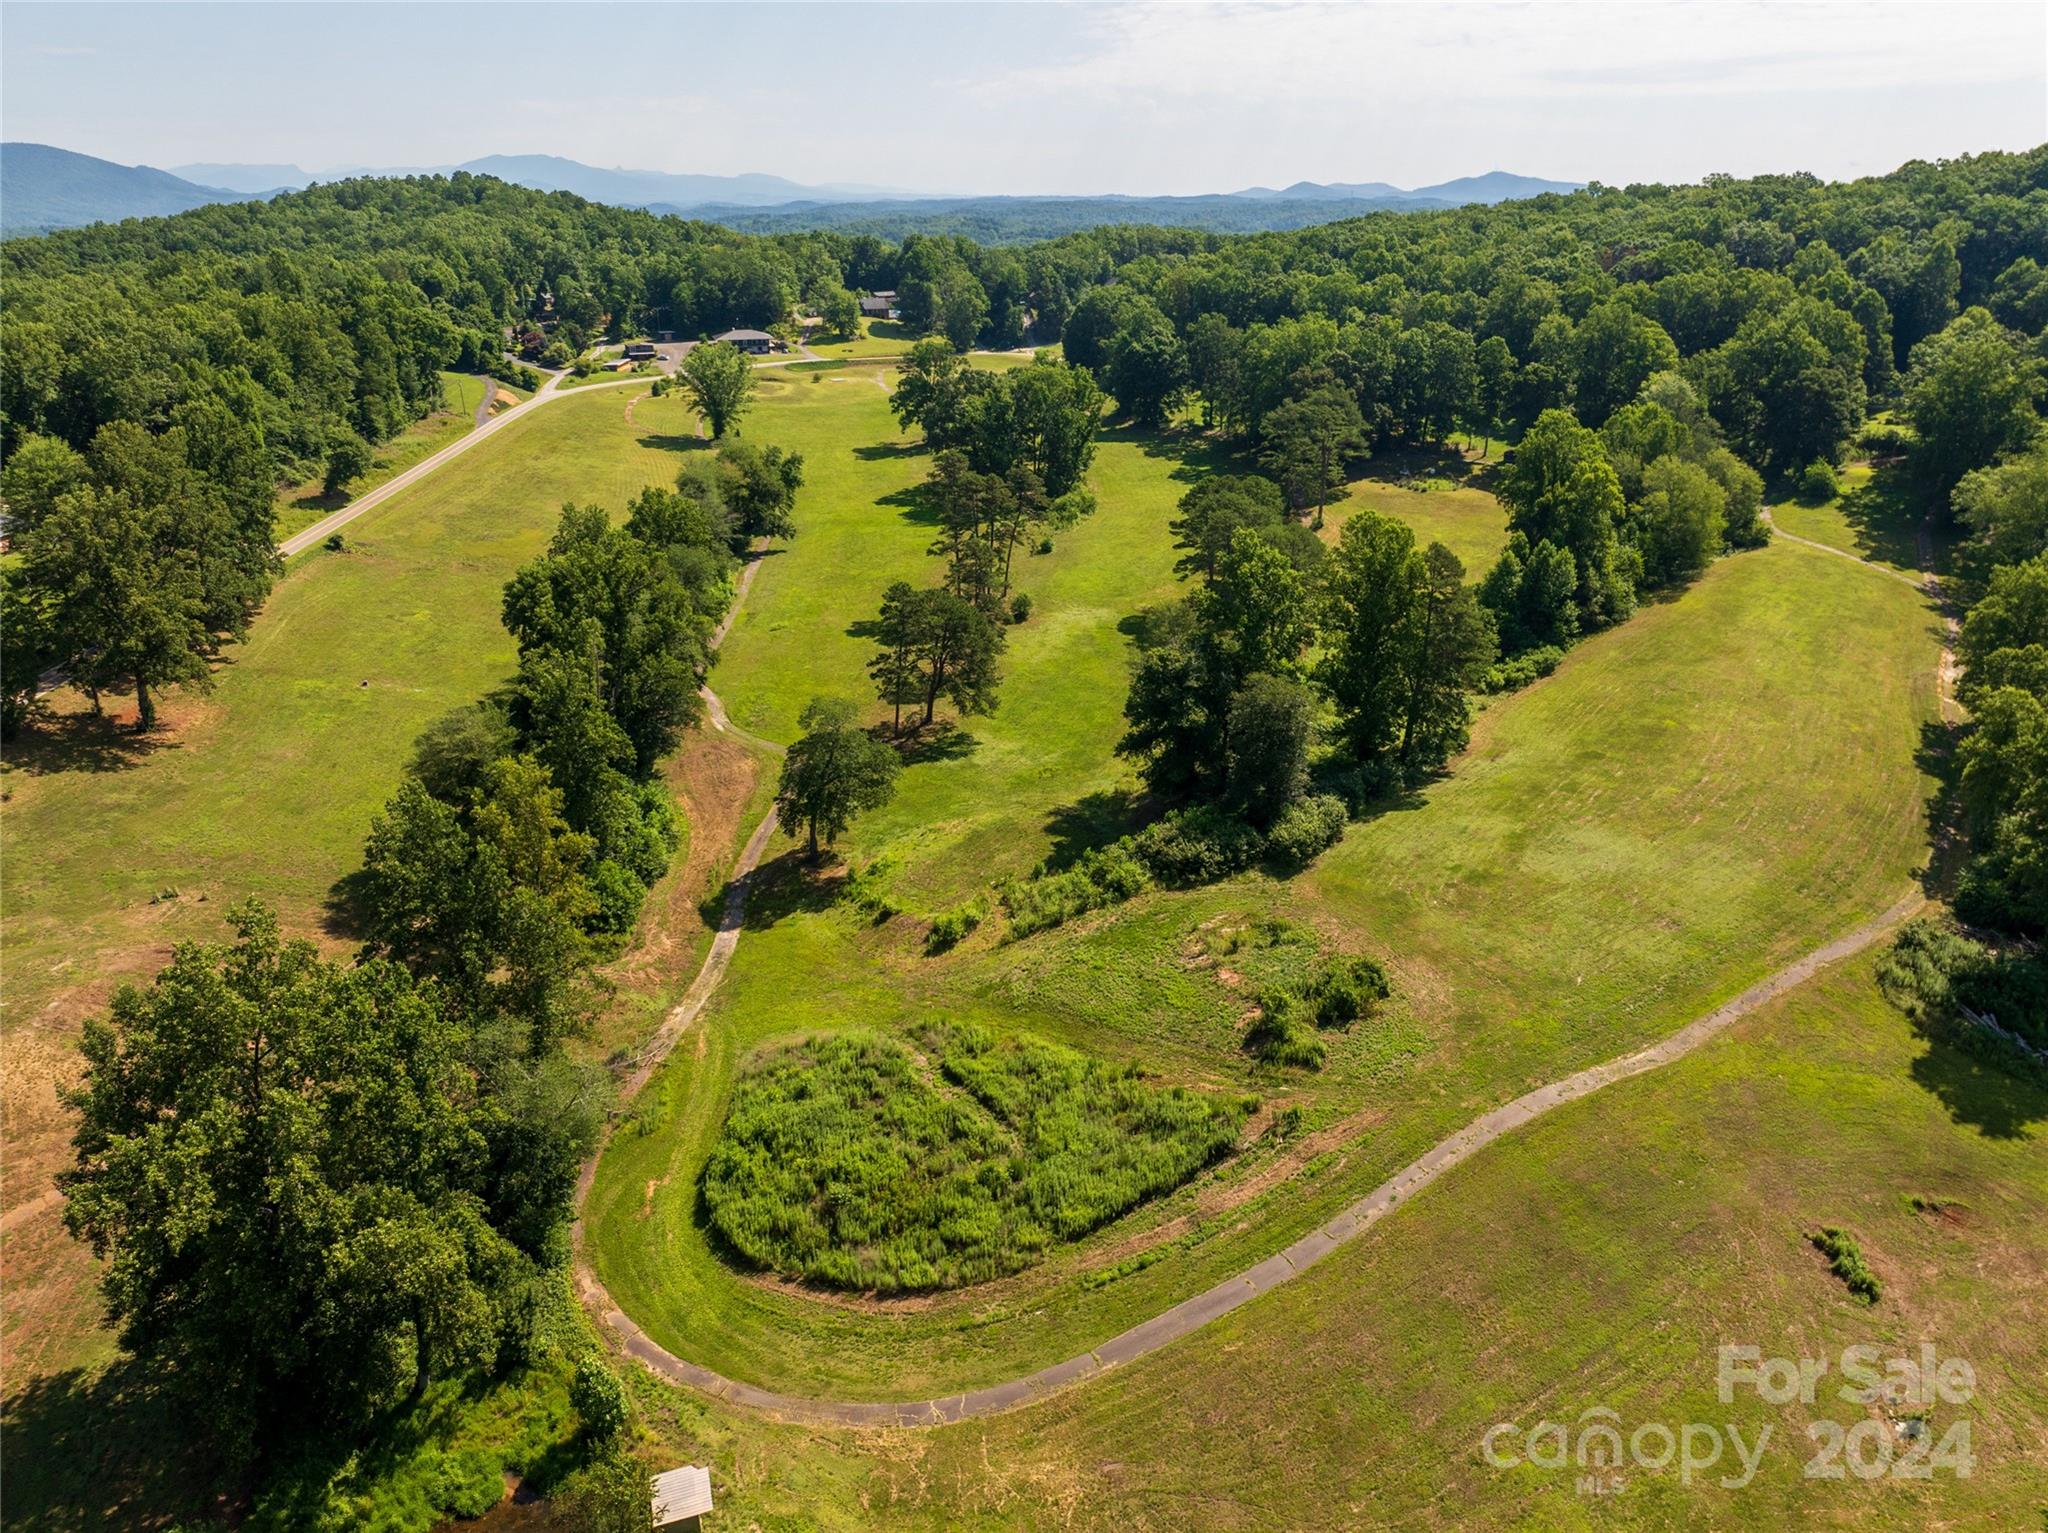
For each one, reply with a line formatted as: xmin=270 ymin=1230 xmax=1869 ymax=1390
xmin=1829 ymin=464 xmax=1925 ymax=574
xmin=0 ymin=708 xmax=182 ymax=779
xmin=1040 ymin=789 xmax=1144 ymax=872
xmin=878 ymin=485 xmax=936 ymax=526
xmin=322 ymin=866 xmax=375 ymax=943
xmin=1354 ymin=441 xmax=1485 ymax=490
xmin=1905 ymin=1023 xmax=2047 ymax=1140
xmin=891 ymin=719 xmax=980 ymax=765
xmin=853 ymin=440 xmax=926 ymax=463
xmin=1 ymin=1361 xmax=221 ymax=1531
xmin=635 ymin=433 xmax=710 ymax=456
xmin=1914 ymin=718 xmax=1970 ymax=901
xmin=732 ymin=848 xmax=845 ymax=932
xmin=1096 ymin=421 xmax=1241 ymax=485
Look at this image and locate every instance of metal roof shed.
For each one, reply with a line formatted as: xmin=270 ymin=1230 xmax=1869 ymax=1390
xmin=652 ymin=1464 xmax=714 ymax=1530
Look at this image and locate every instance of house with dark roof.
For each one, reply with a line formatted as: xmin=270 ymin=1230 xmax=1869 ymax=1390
xmin=859 ymin=290 xmax=900 ymax=320
xmin=713 ymin=328 xmax=777 ymax=355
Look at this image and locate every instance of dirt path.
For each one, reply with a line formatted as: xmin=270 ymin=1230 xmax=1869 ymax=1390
xmin=569 ymin=520 xmax=1963 ymax=1427
xmin=472 ymin=373 xmax=497 ymax=429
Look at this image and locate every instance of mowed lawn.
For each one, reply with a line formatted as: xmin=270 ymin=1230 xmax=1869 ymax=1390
xmin=271 ymin=370 xmax=495 ymax=540
xmin=0 ymin=382 xmax=700 ymax=1378
xmin=636 ymin=950 xmax=2048 ymax=1531
xmin=1324 ymin=452 xmax=1514 ymax=579
xmin=590 ymin=443 xmax=1948 ymax=1399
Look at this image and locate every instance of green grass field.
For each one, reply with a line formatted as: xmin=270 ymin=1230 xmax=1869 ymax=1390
xmin=0 ymin=381 xmax=713 ymax=1380
xmin=628 ymin=949 xmax=2047 ymax=1530
xmin=588 ymin=388 xmax=1949 ymax=1401
xmin=1768 ymin=462 xmax=1933 ymax=580
xmin=803 ymin=319 xmax=919 ymax=359
xmin=6 ymin=365 xmax=2008 ymax=1530
xmin=271 ymin=371 xmax=492 ymax=539
xmin=1324 ymin=447 xmax=1514 ymax=577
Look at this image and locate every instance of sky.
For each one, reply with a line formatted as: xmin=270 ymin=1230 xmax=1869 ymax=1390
xmin=3 ymin=1 xmax=2044 ymax=195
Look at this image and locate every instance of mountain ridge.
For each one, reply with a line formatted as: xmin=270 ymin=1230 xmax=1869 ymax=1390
xmin=4 ymin=143 xmax=1583 ymax=239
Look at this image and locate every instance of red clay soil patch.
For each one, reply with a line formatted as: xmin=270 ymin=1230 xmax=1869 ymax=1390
xmin=596 ymin=726 xmax=761 ymax=1051
xmin=1077 ymin=1101 xmax=1387 ymax=1277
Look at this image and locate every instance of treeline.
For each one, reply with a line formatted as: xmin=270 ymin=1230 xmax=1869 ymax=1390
xmin=7 ymin=153 xmax=2043 ymax=733
xmin=59 ymin=442 xmax=793 ymax=1479
xmin=1847 ymin=279 xmax=2048 ymax=1058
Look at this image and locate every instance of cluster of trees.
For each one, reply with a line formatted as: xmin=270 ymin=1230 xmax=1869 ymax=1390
xmin=1863 ymin=298 xmax=2048 ymax=1054
xmin=1123 ymin=504 xmax=1493 ymax=821
xmin=1481 ymin=372 xmax=1766 ymax=653
xmin=2 ymin=418 xmax=277 ymax=731
xmin=59 ymin=440 xmax=791 ymax=1468
xmin=889 ymin=341 xmax=1105 ymax=496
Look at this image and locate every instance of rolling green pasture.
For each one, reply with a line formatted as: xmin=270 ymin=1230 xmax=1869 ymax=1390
xmin=1324 ymin=449 xmax=1513 ymax=577
xmin=590 ymin=409 xmax=1947 ymax=1400
xmin=803 ymin=318 xmax=919 ymax=359
xmin=1768 ymin=462 xmax=1932 ymax=579
xmin=271 ymin=371 xmax=492 ymax=539
xmin=0 ymin=382 xmax=707 ymax=1377
xmin=640 ymin=950 xmax=2048 ymax=1530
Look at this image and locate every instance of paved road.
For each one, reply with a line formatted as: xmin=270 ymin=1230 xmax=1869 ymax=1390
xmin=276 ymin=368 xmax=650 ymax=557
xmin=566 ymin=526 xmax=1963 ymax=1428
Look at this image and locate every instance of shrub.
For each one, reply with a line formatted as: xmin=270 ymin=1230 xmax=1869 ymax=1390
xmin=1301 ymin=953 xmax=1393 ymax=1027
xmin=1796 ymin=458 xmax=1841 ymax=504
xmin=1856 ymin=419 xmax=1914 ymax=458
xmin=1132 ymin=805 xmax=1265 ymax=886
xmin=926 ymin=899 xmax=984 ymax=953
xmin=555 ymin=1448 xmax=649 ymax=1533
xmin=1001 ymin=842 xmax=1153 ymax=937
xmin=424 ymin=1447 xmax=505 ymax=1520
xmin=702 ymin=1029 xmax=1246 ymax=1290
xmin=1878 ymin=917 xmax=2048 ymax=1052
xmin=1244 ymin=1010 xmax=1327 ymax=1069
xmin=1010 ymin=592 xmax=1033 ymax=624
xmin=587 ymin=859 xmax=648 ymax=935
xmin=324 ymin=533 xmax=346 ymax=553
xmin=570 ymin=1356 xmax=628 ymax=1444
xmin=1482 ymin=644 xmax=1565 ymax=693
xmin=1247 ymin=951 xmax=1392 ymax=1069
xmin=1263 ymin=794 xmax=1348 ymax=867
xmin=1809 ymin=1226 xmax=1881 ymax=1304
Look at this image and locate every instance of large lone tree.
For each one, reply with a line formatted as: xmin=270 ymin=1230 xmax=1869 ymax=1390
xmin=677 ymin=340 xmax=757 ymax=438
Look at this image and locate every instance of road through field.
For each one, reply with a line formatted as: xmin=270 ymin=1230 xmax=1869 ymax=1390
xmin=569 ymin=520 xmax=1959 ymax=1428
xmin=278 ymin=368 xmax=652 ymax=556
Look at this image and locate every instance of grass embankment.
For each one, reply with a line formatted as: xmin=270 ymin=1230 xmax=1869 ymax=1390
xmin=628 ymin=949 xmax=2048 ymax=1530
xmin=591 ymin=394 xmax=1946 ymax=1399
xmin=0 ymin=382 xmax=718 ymax=1382
xmin=271 ymin=371 xmax=492 ymax=540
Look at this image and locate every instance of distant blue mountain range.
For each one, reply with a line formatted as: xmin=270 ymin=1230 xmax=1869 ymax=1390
xmin=2 ymin=143 xmax=1583 ymax=239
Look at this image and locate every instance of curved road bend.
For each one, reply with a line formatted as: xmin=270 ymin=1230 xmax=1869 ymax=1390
xmin=570 ymin=525 xmax=1956 ymax=1429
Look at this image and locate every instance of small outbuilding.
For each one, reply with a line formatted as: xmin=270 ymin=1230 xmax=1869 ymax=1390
xmin=623 ymin=341 xmax=658 ymax=361
xmin=712 ymin=328 xmax=777 ymax=355
xmin=652 ymin=1464 xmax=714 ymax=1531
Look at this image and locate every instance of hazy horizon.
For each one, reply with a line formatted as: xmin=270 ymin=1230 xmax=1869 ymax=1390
xmin=4 ymin=1 xmax=2044 ymax=198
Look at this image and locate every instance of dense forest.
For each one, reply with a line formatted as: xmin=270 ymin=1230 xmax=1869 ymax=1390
xmin=8 ymin=148 xmax=2048 ymax=1508
xmin=7 ymin=151 xmax=2047 ymax=738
